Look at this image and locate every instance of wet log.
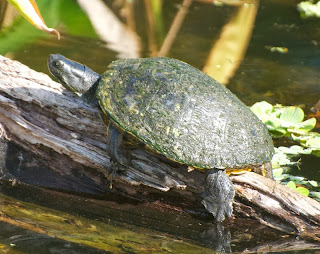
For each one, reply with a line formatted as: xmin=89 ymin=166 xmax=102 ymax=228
xmin=0 ymin=55 xmax=320 ymax=241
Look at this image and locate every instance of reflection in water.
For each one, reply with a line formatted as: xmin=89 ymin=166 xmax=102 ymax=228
xmin=201 ymin=223 xmax=232 ymax=253
xmin=203 ymin=0 xmax=259 ymax=85
xmin=158 ymin=0 xmax=193 ymax=57
xmin=0 ymin=1 xmax=8 ymax=27
xmin=77 ymin=0 xmax=141 ymax=58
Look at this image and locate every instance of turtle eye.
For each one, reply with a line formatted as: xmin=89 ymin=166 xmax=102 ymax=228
xmin=54 ymin=60 xmax=63 ymax=68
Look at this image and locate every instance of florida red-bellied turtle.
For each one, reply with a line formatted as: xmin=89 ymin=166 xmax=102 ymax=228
xmin=48 ymin=54 xmax=274 ymax=221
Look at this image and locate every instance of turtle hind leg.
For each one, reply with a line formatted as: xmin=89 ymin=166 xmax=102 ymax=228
xmin=106 ymin=121 xmax=130 ymax=188
xmin=202 ymin=169 xmax=235 ymax=222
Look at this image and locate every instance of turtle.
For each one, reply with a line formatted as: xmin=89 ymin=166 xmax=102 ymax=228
xmin=48 ymin=54 xmax=274 ymax=222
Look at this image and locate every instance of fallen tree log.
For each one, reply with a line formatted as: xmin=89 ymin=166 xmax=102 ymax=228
xmin=0 ymin=55 xmax=320 ymax=241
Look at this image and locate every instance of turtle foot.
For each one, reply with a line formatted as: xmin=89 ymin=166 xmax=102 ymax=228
xmin=202 ymin=169 xmax=235 ymax=222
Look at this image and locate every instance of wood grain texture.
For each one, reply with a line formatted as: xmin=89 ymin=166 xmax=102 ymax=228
xmin=1 ymin=55 xmax=320 ymax=241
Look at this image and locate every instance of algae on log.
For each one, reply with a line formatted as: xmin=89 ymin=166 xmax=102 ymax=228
xmin=0 ymin=55 xmax=320 ymax=240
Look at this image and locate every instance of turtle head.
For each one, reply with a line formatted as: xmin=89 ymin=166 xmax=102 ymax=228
xmin=48 ymin=54 xmax=100 ymax=96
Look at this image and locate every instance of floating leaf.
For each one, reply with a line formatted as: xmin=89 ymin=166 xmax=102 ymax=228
xmin=296 ymin=186 xmax=310 ymax=196
xmin=280 ymin=174 xmax=291 ymax=180
xmin=273 ymin=174 xmax=286 ymax=181
xmin=289 ymin=118 xmax=317 ymax=134
xmin=291 ymin=133 xmax=320 ymax=155
xmin=7 ymin=0 xmax=60 ymax=39
xmin=251 ymin=101 xmax=274 ymax=122
xmin=272 ymin=147 xmax=300 ymax=165
xmin=286 ymin=181 xmax=296 ymax=189
xmin=265 ymin=46 xmax=289 ymax=54
xmin=288 ymin=175 xmax=305 ymax=182
xmin=252 ymin=101 xmax=320 ymax=163
xmin=280 ymin=106 xmax=304 ymax=123
xmin=297 ymin=1 xmax=320 ymax=18
xmin=288 ymin=145 xmax=310 ymax=153
xmin=307 ymin=181 xmax=318 ymax=187
xmin=272 ymin=167 xmax=283 ymax=177
xmin=277 ymin=145 xmax=304 ymax=155
xmin=305 ymin=135 xmax=320 ymax=148
xmin=310 ymin=191 xmax=320 ymax=199
xmin=291 ymin=133 xmax=311 ymax=143
xmin=251 ymin=102 xmax=319 ymax=151
xmin=286 ymin=181 xmax=309 ymax=196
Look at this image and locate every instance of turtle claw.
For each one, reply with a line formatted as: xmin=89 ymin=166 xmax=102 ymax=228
xmin=202 ymin=198 xmax=233 ymax=222
xmin=202 ymin=169 xmax=235 ymax=222
xmin=107 ymin=166 xmax=114 ymax=189
xmin=107 ymin=160 xmax=121 ymax=188
xmin=108 ymin=159 xmax=130 ymax=189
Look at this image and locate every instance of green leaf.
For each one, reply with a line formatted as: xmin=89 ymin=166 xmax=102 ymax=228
xmin=286 ymin=181 xmax=296 ymax=189
xmin=289 ymin=118 xmax=316 ymax=134
xmin=274 ymin=175 xmax=286 ymax=181
xmin=298 ymin=118 xmax=316 ymax=131
xmin=296 ymin=187 xmax=310 ymax=197
xmin=250 ymin=101 xmax=274 ymax=121
xmin=288 ymin=176 xmax=305 ymax=183
xmin=291 ymin=133 xmax=320 ymax=148
xmin=297 ymin=1 xmax=320 ymax=18
xmin=251 ymin=102 xmax=320 ymax=161
xmin=277 ymin=145 xmax=304 ymax=155
xmin=272 ymin=167 xmax=283 ymax=177
xmin=266 ymin=118 xmax=288 ymax=137
xmin=309 ymin=191 xmax=320 ymax=199
xmin=305 ymin=135 xmax=320 ymax=148
xmin=272 ymin=148 xmax=299 ymax=165
xmin=281 ymin=174 xmax=291 ymax=180
xmin=308 ymin=181 xmax=318 ymax=187
xmin=272 ymin=152 xmax=290 ymax=166
xmin=279 ymin=107 xmax=304 ymax=123
xmin=287 ymin=182 xmax=310 ymax=196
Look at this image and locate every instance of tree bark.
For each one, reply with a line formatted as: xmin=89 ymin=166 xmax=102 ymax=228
xmin=0 ymin=55 xmax=320 ymax=241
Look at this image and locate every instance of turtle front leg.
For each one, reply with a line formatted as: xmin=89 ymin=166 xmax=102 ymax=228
xmin=202 ymin=169 xmax=235 ymax=222
xmin=106 ymin=121 xmax=129 ymax=186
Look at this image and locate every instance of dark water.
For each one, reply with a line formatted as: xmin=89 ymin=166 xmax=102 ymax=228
xmin=1 ymin=0 xmax=320 ymax=253
xmin=2 ymin=0 xmax=320 ymax=107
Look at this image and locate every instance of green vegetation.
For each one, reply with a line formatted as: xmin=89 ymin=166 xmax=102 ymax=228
xmin=251 ymin=101 xmax=320 ymax=200
xmin=0 ymin=0 xmax=96 ymax=55
xmin=251 ymin=101 xmax=316 ymax=139
xmin=297 ymin=1 xmax=320 ymax=18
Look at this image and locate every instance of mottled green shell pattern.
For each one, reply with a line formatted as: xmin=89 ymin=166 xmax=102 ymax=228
xmin=96 ymin=57 xmax=274 ymax=169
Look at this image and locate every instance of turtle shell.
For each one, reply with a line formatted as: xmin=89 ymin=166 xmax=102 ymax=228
xmin=96 ymin=57 xmax=274 ymax=169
